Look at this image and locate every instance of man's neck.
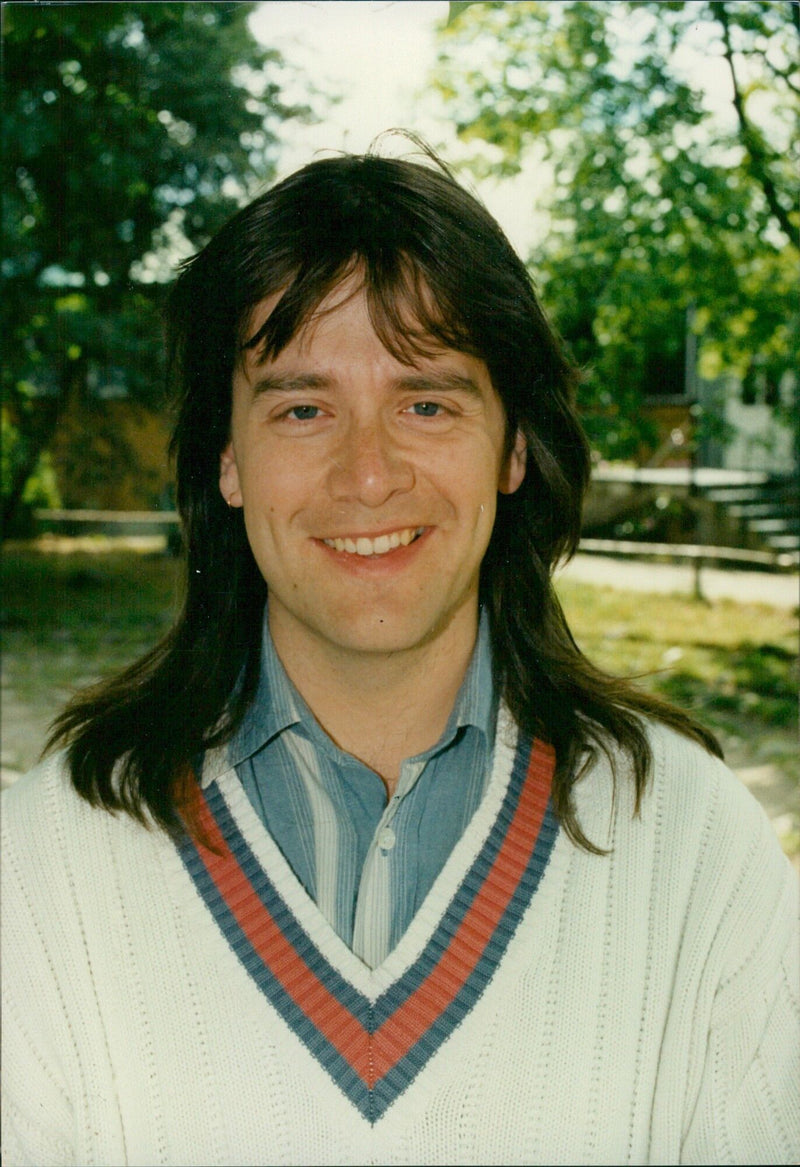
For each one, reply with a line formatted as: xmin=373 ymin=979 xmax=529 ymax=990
xmin=269 ymin=610 xmax=479 ymax=798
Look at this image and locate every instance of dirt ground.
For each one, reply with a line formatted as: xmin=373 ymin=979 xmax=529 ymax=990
xmin=559 ymin=552 xmax=799 ymax=609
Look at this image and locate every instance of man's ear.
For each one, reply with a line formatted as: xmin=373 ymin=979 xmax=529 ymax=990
xmin=219 ymin=441 xmax=243 ymax=508
xmin=498 ymin=428 xmax=527 ymax=495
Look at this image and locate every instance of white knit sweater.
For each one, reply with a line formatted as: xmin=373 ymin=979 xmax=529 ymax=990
xmin=2 ymin=716 xmax=798 ymax=1166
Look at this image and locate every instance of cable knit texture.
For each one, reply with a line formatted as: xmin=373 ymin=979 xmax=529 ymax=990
xmin=2 ymin=715 xmax=798 ymax=1166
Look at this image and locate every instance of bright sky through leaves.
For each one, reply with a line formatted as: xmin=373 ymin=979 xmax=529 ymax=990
xmin=248 ymin=0 xmax=551 ymax=253
xmin=247 ymin=0 xmax=770 ymax=257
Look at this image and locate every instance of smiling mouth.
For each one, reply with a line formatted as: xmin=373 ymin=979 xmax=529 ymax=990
xmin=322 ymin=527 xmax=425 ymax=557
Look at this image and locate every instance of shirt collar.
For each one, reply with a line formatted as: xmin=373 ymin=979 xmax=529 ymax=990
xmin=228 ymin=606 xmax=495 ymax=769
xmin=437 ymin=607 xmax=495 ymax=746
xmin=227 ymin=614 xmax=303 ymax=767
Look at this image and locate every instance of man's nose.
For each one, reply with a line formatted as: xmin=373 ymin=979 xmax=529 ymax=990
xmin=326 ymin=418 xmax=414 ymax=507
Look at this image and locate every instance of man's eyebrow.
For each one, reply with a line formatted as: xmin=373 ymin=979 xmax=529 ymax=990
xmin=392 ymin=372 xmax=483 ymax=397
xmin=249 ymin=372 xmax=331 ymax=396
xmin=248 ymin=371 xmax=484 ymax=398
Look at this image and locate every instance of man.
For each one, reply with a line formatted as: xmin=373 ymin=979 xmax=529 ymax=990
xmin=3 ymin=151 xmax=798 ymax=1165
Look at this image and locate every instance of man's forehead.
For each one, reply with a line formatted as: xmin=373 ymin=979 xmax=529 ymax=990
xmin=241 ymin=273 xmax=465 ymax=372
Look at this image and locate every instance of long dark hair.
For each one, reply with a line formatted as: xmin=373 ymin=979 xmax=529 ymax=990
xmin=49 ymin=149 xmax=721 ymax=848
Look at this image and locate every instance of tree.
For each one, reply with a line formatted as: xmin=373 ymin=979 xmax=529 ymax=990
xmin=436 ymin=1 xmax=798 ymax=461
xmin=2 ymin=1 xmax=300 ymax=528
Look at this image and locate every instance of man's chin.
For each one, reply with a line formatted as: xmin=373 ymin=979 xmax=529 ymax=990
xmin=272 ymin=609 xmax=442 ymax=662
xmin=316 ymin=621 xmax=438 ymax=659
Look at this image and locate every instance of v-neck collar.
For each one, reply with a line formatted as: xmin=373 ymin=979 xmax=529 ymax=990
xmin=177 ymin=717 xmax=559 ymax=1124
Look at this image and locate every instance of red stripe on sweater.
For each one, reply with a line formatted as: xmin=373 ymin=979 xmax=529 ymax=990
xmin=187 ymin=739 xmax=554 ymax=1091
xmin=190 ymin=791 xmax=374 ymax=1084
xmin=370 ymin=743 xmax=553 ymax=1078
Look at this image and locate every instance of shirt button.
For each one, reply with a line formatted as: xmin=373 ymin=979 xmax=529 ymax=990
xmin=378 ymin=827 xmax=396 ymax=852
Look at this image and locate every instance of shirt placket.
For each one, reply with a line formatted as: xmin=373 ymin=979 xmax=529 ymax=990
xmin=351 ymin=759 xmax=426 ymax=967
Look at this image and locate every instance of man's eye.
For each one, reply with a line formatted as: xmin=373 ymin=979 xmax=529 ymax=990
xmin=409 ymin=401 xmax=444 ymax=417
xmin=285 ymin=405 xmax=320 ymax=421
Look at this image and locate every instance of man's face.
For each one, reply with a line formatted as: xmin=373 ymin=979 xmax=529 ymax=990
xmin=220 ymin=277 xmax=526 ymax=665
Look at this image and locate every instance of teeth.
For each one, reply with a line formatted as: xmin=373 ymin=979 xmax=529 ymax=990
xmin=324 ymin=527 xmax=423 ymax=556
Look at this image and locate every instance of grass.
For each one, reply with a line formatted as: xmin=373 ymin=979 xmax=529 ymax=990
xmin=1 ymin=542 xmax=181 ymax=772
xmin=554 ymin=579 xmax=798 ymax=735
xmin=554 ymin=577 xmax=799 ymax=864
xmin=2 ymin=542 xmax=797 ymax=860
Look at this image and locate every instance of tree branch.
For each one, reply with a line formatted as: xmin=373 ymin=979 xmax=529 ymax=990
xmin=714 ymin=0 xmax=797 ymax=243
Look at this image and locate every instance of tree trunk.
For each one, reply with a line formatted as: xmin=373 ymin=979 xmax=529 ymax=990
xmin=2 ymin=360 xmax=84 ymax=535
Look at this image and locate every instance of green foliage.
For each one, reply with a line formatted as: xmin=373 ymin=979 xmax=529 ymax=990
xmin=2 ymin=2 xmax=300 ymax=524
xmin=2 ymin=408 xmax=62 ymax=536
xmin=436 ymin=1 xmax=799 ymax=460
